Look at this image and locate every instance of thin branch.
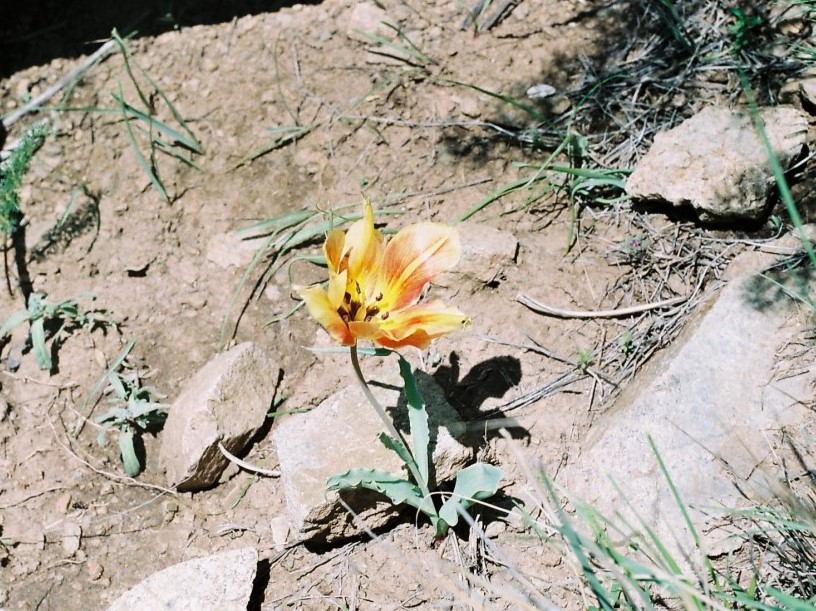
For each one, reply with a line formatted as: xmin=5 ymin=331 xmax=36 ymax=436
xmin=218 ymin=442 xmax=280 ymax=477
xmin=2 ymin=39 xmax=117 ymax=130
xmin=516 ymin=292 xmax=688 ymax=319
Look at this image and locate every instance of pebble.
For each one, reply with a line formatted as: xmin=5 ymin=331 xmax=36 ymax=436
xmin=86 ymin=559 xmax=105 ymax=580
xmin=62 ymin=523 xmax=82 ymax=556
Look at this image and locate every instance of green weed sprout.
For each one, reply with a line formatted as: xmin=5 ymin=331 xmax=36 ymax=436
xmin=729 ymin=7 xmax=763 ymax=53
xmin=299 ymin=197 xmax=502 ymax=538
xmin=0 ymin=121 xmax=48 ymax=238
xmin=0 ymin=291 xmax=116 ymax=371
xmin=95 ymin=345 xmax=169 ymax=477
xmin=1 ymin=121 xmax=49 ymax=293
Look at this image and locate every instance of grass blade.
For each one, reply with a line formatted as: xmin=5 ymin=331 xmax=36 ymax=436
xmin=113 ymin=89 xmax=169 ymax=203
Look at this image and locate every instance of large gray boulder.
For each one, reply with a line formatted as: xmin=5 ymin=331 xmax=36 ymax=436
xmin=626 ymin=106 xmax=808 ymax=224
xmin=160 ymin=343 xmax=276 ymax=491
xmin=562 ymin=260 xmax=816 ymax=554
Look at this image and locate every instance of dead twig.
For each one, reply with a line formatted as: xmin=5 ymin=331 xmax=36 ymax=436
xmin=516 ymin=292 xmax=688 ymax=319
xmin=2 ymin=39 xmax=117 ymax=130
xmin=217 ymin=442 xmax=280 ymax=477
xmin=480 ymin=0 xmax=522 ymax=32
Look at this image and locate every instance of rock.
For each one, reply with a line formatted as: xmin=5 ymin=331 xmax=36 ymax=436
xmin=451 ymin=94 xmax=481 ymax=118
xmin=61 ymin=522 xmax=82 ymax=556
xmin=274 ymin=365 xmax=473 ymax=542
xmin=346 ymin=3 xmax=389 ymax=44
xmin=206 ymin=232 xmax=265 ymax=269
xmin=86 ymin=559 xmax=105 ymax=580
xmin=561 ymin=266 xmax=816 ymax=555
xmin=801 ymin=78 xmax=816 ymax=109
xmin=626 ymin=106 xmax=808 ymax=224
xmin=106 ymin=547 xmax=258 ymax=611
xmin=159 ymin=343 xmax=276 ymax=491
xmin=439 ymin=222 xmax=518 ymax=286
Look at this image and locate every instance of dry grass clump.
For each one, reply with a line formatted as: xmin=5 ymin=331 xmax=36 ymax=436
xmin=567 ymin=0 xmax=815 ymax=167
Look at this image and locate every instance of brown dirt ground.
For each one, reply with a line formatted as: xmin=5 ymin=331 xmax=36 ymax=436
xmin=1 ymin=0 xmax=814 ymax=609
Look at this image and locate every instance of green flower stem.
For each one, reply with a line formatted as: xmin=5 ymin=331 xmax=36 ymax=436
xmin=349 ymin=343 xmax=432 ymax=503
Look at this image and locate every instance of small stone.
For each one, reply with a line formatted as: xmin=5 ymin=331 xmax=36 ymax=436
xmin=159 ymin=343 xmax=277 ymax=491
xmin=451 ymin=94 xmax=481 ymax=118
xmin=270 ymin=516 xmax=290 ymax=551
xmin=346 ymin=3 xmax=389 ymax=43
xmin=62 ymin=522 xmax=82 ymax=556
xmin=800 ymin=78 xmax=816 ymax=109
xmin=163 ymin=499 xmax=179 ymax=524
xmin=86 ymin=560 xmax=105 ymax=580
xmin=93 ymin=350 xmax=107 ymax=369
xmin=106 ymin=547 xmax=258 ymax=611
xmin=484 ymin=520 xmax=506 ymax=538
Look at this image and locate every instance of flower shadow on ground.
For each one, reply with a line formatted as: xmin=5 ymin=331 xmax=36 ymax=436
xmin=431 ymin=353 xmax=528 ymax=443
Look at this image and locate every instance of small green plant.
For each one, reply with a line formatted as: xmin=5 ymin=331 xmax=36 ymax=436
xmin=620 ymin=235 xmax=651 ymax=264
xmin=0 ymin=291 xmax=116 ymax=371
xmin=618 ymin=331 xmax=635 ymax=357
xmin=729 ymin=7 xmax=763 ymax=52
xmin=95 ymin=346 xmax=169 ymax=477
xmin=1 ymin=121 xmax=49 ymax=294
xmin=576 ymin=349 xmax=593 ymax=372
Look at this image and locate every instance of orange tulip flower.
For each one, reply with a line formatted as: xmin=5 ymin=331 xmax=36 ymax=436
xmin=300 ymin=200 xmax=470 ymax=349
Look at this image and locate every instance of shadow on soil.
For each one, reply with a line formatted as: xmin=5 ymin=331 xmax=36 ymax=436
xmin=0 ymin=0 xmax=323 ymax=78
xmin=742 ymin=255 xmax=816 ymax=312
xmin=440 ymin=0 xmax=804 ymax=171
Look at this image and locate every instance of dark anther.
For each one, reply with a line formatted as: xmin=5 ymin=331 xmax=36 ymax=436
xmin=381 ymin=312 xmax=390 ymax=320
xmin=375 ymin=292 xmax=383 ymax=301
xmin=343 ymin=292 xmax=351 ymax=304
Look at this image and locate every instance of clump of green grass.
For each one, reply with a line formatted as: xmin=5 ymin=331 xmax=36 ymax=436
xmin=0 ymin=291 xmax=117 ymax=371
xmin=110 ymin=29 xmax=204 ymax=203
xmin=499 ymin=433 xmax=815 ymax=609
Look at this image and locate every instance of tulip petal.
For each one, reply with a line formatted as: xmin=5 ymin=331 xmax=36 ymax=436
xmin=324 ymin=229 xmax=346 ymax=272
xmin=326 ymin=269 xmax=348 ymax=309
xmin=379 ymin=223 xmax=461 ymax=311
xmin=384 ymin=301 xmax=470 ymax=338
xmin=352 ymin=301 xmax=470 ymax=349
xmin=344 ymin=200 xmax=383 ymax=293
xmin=300 ymin=285 xmax=354 ymax=346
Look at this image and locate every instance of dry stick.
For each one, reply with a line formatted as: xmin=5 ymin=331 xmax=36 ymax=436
xmin=516 ymin=292 xmax=688 ymax=319
xmin=480 ymin=0 xmax=522 ymax=31
xmin=349 ymin=344 xmax=432 ymax=502
xmin=2 ymin=38 xmax=118 ymax=130
xmin=217 ymin=442 xmax=280 ymax=477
